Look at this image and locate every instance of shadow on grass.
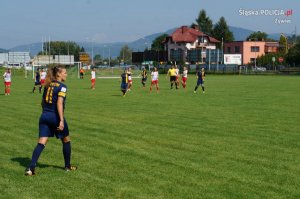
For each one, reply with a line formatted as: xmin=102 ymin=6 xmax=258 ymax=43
xmin=11 ymin=157 xmax=64 ymax=170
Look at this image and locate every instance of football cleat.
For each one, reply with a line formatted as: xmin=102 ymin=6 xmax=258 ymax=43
xmin=25 ymin=168 xmax=35 ymax=176
xmin=194 ymin=91 xmax=196 ymax=93
xmin=65 ymin=165 xmax=77 ymax=171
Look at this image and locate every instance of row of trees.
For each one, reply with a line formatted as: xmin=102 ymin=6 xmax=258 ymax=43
xmin=39 ymin=41 xmax=84 ymax=61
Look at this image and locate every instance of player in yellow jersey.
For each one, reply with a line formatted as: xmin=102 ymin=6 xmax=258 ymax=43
xmin=167 ymin=65 xmax=178 ymax=89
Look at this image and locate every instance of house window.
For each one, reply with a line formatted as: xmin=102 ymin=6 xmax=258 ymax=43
xmin=251 ymin=46 xmax=260 ymax=52
xmin=234 ymin=46 xmax=240 ymax=53
xmin=227 ymin=47 xmax=231 ymax=53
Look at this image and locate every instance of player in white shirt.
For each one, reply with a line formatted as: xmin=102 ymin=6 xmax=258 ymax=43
xmin=127 ymin=67 xmax=133 ymax=91
xmin=150 ymin=67 xmax=159 ymax=93
xmin=181 ymin=66 xmax=188 ymax=89
xmin=175 ymin=65 xmax=180 ymax=89
xmin=91 ymin=67 xmax=96 ymax=90
xmin=3 ymin=68 xmax=11 ymax=95
xmin=40 ymin=69 xmax=47 ymax=85
xmin=39 ymin=68 xmax=47 ymax=92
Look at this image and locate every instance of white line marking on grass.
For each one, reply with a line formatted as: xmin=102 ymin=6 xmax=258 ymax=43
xmin=97 ymin=76 xmax=141 ymax=79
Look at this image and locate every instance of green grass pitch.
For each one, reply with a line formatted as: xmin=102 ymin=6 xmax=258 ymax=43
xmin=0 ymin=70 xmax=299 ymax=198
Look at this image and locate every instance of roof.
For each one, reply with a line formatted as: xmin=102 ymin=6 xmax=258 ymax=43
xmin=171 ymin=26 xmax=219 ymax=43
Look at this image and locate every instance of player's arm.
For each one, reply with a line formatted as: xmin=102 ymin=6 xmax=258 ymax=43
xmin=57 ymin=97 xmax=64 ymax=131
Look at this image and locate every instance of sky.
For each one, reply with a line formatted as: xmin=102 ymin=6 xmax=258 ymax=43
xmin=0 ymin=0 xmax=299 ymax=49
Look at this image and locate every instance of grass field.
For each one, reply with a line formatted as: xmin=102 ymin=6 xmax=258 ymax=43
xmin=0 ymin=69 xmax=299 ymax=198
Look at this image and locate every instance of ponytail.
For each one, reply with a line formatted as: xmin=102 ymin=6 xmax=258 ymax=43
xmin=44 ymin=65 xmax=65 ymax=88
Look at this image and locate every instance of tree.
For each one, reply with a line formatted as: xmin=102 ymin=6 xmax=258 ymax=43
xmin=212 ymin=16 xmax=234 ymax=47
xmin=286 ymin=43 xmax=300 ymax=66
xmin=195 ymin=9 xmax=213 ymax=35
xmin=246 ymin=31 xmax=268 ymax=41
xmin=151 ymin=34 xmax=168 ymax=51
xmin=256 ymin=52 xmax=286 ymax=69
xmin=279 ymin=34 xmax=288 ymax=54
xmin=118 ymin=45 xmax=132 ymax=65
xmin=38 ymin=41 xmax=83 ymax=61
xmin=93 ymin=54 xmax=102 ymax=65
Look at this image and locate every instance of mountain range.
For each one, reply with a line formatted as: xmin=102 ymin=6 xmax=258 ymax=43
xmin=2 ymin=26 xmax=290 ymax=58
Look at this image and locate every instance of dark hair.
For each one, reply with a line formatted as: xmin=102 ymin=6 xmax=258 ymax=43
xmin=44 ymin=65 xmax=65 ymax=88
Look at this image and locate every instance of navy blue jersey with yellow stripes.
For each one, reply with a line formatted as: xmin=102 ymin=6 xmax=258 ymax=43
xmin=121 ymin=73 xmax=128 ymax=83
xmin=35 ymin=71 xmax=41 ymax=83
xmin=141 ymin=70 xmax=147 ymax=78
xmin=42 ymin=81 xmax=67 ymax=113
xmin=196 ymin=71 xmax=205 ymax=80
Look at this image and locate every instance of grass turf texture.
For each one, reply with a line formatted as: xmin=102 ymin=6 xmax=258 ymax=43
xmin=0 ymin=70 xmax=299 ymax=198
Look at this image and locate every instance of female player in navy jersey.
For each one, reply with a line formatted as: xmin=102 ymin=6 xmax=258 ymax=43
xmin=32 ymin=68 xmax=42 ymax=93
xmin=194 ymin=67 xmax=205 ymax=93
xmin=25 ymin=65 xmax=77 ymax=176
xmin=120 ymin=68 xmax=128 ymax=96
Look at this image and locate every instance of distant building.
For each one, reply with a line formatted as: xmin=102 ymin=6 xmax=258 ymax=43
xmin=164 ymin=25 xmax=220 ymax=63
xmin=31 ymin=55 xmax=74 ymax=67
xmin=224 ymin=41 xmax=280 ymax=65
xmin=0 ymin=52 xmax=30 ymax=67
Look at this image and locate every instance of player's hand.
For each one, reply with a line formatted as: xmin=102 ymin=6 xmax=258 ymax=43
xmin=57 ymin=121 xmax=64 ymax=131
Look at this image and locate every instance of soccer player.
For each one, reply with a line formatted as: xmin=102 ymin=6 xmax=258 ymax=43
xmin=141 ymin=67 xmax=147 ymax=88
xmin=32 ymin=68 xmax=42 ymax=93
xmin=150 ymin=67 xmax=159 ymax=93
xmin=3 ymin=68 xmax=11 ymax=96
xmin=25 ymin=65 xmax=77 ymax=176
xmin=181 ymin=66 xmax=188 ymax=89
xmin=91 ymin=67 xmax=96 ymax=90
xmin=127 ymin=67 xmax=133 ymax=91
xmin=79 ymin=67 xmax=84 ymax=79
xmin=40 ymin=68 xmax=47 ymax=89
xmin=167 ymin=65 xmax=177 ymax=89
xmin=194 ymin=68 xmax=206 ymax=94
xmin=120 ymin=69 xmax=128 ymax=96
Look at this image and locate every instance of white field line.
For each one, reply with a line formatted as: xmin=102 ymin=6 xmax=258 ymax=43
xmin=97 ymin=76 xmax=141 ymax=79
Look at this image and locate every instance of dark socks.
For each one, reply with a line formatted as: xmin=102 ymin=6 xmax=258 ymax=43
xmin=194 ymin=86 xmax=198 ymax=91
xmin=202 ymin=86 xmax=205 ymax=91
xmin=63 ymin=141 xmax=71 ymax=168
xmin=29 ymin=143 xmax=45 ymax=170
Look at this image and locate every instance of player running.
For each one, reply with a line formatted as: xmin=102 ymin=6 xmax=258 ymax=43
xmin=121 ymin=69 xmax=128 ymax=97
xmin=181 ymin=66 xmax=188 ymax=89
xmin=149 ymin=67 xmax=159 ymax=93
xmin=127 ymin=67 xmax=133 ymax=91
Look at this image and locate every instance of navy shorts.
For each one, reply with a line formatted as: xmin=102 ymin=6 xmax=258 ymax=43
xmin=121 ymin=83 xmax=128 ymax=91
xmin=142 ymin=77 xmax=147 ymax=82
xmin=39 ymin=112 xmax=69 ymax=139
xmin=35 ymin=81 xmax=41 ymax=86
xmin=197 ymin=79 xmax=204 ymax=86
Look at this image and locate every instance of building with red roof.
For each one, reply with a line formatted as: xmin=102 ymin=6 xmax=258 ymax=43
xmin=164 ymin=25 xmax=220 ymax=63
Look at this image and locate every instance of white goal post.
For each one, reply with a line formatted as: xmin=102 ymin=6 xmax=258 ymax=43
xmin=31 ymin=62 xmax=82 ymax=79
